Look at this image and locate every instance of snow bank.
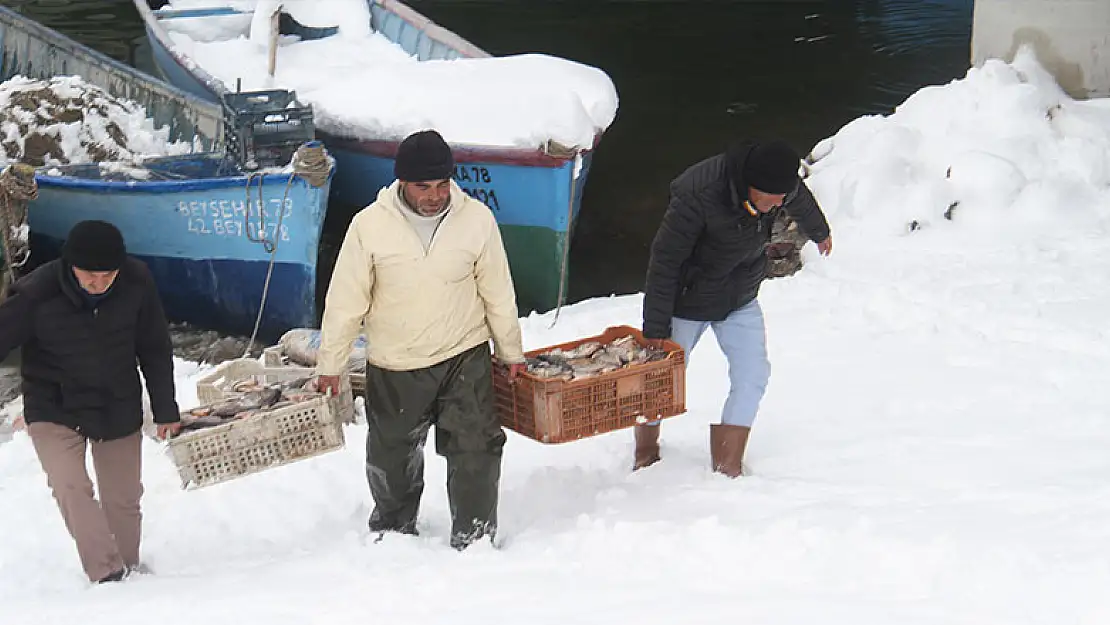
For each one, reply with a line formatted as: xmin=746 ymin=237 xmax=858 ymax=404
xmin=160 ymin=3 xmax=618 ymax=149
xmin=0 ymin=76 xmax=195 ymax=167
xmin=805 ymin=46 xmax=1110 ymax=240
xmin=4 ymin=50 xmax=1110 ymax=622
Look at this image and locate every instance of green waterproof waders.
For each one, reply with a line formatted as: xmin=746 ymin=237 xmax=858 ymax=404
xmin=363 ymin=342 xmax=505 ymax=549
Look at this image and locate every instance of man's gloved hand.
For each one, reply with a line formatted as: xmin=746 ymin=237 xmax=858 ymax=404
xmin=316 ymin=375 xmax=342 ymax=397
xmin=766 ymin=241 xmax=795 ymax=260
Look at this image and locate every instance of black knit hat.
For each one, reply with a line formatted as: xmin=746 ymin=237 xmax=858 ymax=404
xmin=742 ymin=140 xmax=801 ymax=194
xmin=62 ymin=220 xmax=126 ymax=271
xmin=394 ymin=129 xmax=454 ymax=182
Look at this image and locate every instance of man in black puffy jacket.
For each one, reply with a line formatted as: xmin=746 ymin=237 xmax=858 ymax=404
xmin=0 ymin=220 xmax=181 ymax=584
xmin=639 ymin=139 xmax=832 ymax=477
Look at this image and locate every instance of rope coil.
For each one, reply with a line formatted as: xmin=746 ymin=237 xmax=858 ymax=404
xmin=0 ymin=163 xmax=39 ymax=293
xmin=242 ymin=142 xmax=334 ymax=357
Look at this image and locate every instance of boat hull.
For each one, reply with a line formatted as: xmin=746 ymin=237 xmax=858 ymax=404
xmin=324 ymin=136 xmax=593 ymax=313
xmin=135 ymin=0 xmax=603 ymax=314
xmin=27 ymin=159 xmax=333 ymax=341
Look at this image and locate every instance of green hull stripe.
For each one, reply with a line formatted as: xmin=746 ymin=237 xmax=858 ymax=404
xmin=499 ymin=224 xmax=568 ymax=315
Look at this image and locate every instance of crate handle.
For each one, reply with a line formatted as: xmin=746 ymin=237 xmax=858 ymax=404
xmin=510 ymin=374 xmax=519 ymax=417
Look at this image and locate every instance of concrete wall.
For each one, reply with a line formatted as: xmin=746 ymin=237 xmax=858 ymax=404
xmin=972 ymin=0 xmax=1110 ymax=99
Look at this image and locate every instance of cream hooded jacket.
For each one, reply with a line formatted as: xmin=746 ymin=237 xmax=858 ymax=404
xmin=315 ymin=180 xmax=525 ymax=374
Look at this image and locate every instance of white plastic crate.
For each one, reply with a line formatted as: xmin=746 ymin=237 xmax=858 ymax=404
xmin=196 ymin=358 xmax=355 ymax=424
xmin=168 ymin=394 xmax=344 ymax=490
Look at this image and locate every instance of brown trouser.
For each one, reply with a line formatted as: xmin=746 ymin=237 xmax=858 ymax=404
xmin=27 ymin=422 xmax=143 ymax=582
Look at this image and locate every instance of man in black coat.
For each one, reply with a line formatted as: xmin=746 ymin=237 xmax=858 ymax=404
xmin=0 ymin=220 xmax=182 ymax=584
xmin=639 ymin=139 xmax=832 ymax=477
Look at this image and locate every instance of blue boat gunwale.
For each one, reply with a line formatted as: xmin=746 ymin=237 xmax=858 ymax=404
xmin=131 ymin=0 xmax=604 ymax=167
xmin=318 ymin=132 xmax=601 ymax=170
xmin=34 ymin=168 xmax=330 ymax=194
xmin=33 ymin=150 xmax=333 ymax=194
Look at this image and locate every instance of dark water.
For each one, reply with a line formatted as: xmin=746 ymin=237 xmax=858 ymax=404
xmin=0 ymin=0 xmax=150 ymax=67
xmin=1 ymin=0 xmax=974 ymax=306
xmin=400 ymin=0 xmax=975 ymax=301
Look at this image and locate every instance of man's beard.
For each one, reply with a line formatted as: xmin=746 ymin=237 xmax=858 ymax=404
xmin=416 ymin=200 xmax=448 ymax=216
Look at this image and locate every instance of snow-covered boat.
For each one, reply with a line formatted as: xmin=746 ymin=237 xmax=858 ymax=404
xmin=0 ymin=5 xmax=334 ymax=341
xmin=133 ymin=0 xmax=618 ymax=315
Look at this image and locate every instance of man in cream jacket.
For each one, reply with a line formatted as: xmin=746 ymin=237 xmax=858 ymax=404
xmin=315 ymin=130 xmax=526 ymax=550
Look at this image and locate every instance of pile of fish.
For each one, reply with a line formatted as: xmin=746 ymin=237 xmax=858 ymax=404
xmin=180 ymin=376 xmax=322 ymax=433
xmin=524 ymin=335 xmax=669 ymax=381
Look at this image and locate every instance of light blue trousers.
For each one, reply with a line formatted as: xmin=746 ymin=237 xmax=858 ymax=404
xmin=650 ymin=299 xmax=770 ymax=428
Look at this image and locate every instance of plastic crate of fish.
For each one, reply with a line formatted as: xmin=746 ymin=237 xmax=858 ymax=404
xmin=263 ymin=344 xmax=367 ymax=398
xmin=220 ymin=88 xmax=315 ymax=170
xmin=167 ymin=388 xmax=344 ymax=490
xmin=492 ymin=326 xmax=686 ymax=444
xmin=196 ymin=358 xmax=355 ymax=424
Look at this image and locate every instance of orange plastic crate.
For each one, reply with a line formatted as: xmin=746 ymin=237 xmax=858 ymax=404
xmin=493 ymin=325 xmax=686 ymax=444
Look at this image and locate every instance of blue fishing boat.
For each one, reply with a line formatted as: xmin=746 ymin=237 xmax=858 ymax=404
xmin=0 ymin=5 xmax=334 ymax=341
xmin=134 ymin=0 xmax=606 ymax=315
xmin=31 ymin=152 xmax=333 ymax=340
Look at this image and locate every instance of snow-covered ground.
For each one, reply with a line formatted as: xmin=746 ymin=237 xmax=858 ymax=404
xmin=159 ymin=0 xmax=618 ymax=148
xmin=3 ymin=49 xmax=1110 ymax=622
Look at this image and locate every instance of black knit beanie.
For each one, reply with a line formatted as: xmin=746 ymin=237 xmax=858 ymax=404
xmin=742 ymin=140 xmax=801 ymax=194
xmin=394 ymin=130 xmax=454 ymax=182
xmin=62 ymin=220 xmax=126 ymax=271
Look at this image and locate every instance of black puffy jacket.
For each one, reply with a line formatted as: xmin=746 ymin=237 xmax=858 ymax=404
xmin=0 ymin=258 xmax=179 ymax=441
xmin=642 ymin=142 xmax=831 ymax=339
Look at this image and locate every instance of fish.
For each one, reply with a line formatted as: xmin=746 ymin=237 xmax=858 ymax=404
xmin=232 ymin=379 xmax=265 ymax=393
xmin=533 ymin=353 xmax=568 ymax=366
xmin=210 ymin=385 xmax=282 ymax=417
xmin=525 ymin=357 xmax=574 ymax=380
xmin=179 ymin=414 xmax=229 ymax=432
xmin=523 ymin=334 xmax=671 ymax=381
xmin=178 ymin=377 xmax=328 ymax=434
xmin=228 ymin=374 xmax=315 ymax=396
xmin=566 ymin=360 xmax=620 ymax=378
xmin=561 ymin=341 xmax=603 ymax=360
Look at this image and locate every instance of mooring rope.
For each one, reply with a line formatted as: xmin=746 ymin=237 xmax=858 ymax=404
xmin=291 ymin=142 xmax=332 ymax=188
xmin=547 ymin=154 xmax=579 ymax=329
xmin=0 ymin=163 xmax=39 ymax=294
xmin=242 ymin=142 xmax=333 ymax=358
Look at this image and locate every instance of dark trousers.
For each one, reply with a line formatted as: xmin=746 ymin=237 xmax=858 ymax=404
xmin=364 ymin=342 xmax=505 ymax=549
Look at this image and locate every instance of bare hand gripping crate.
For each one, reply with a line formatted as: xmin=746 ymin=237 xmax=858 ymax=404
xmin=493 ymin=326 xmax=686 ymax=444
